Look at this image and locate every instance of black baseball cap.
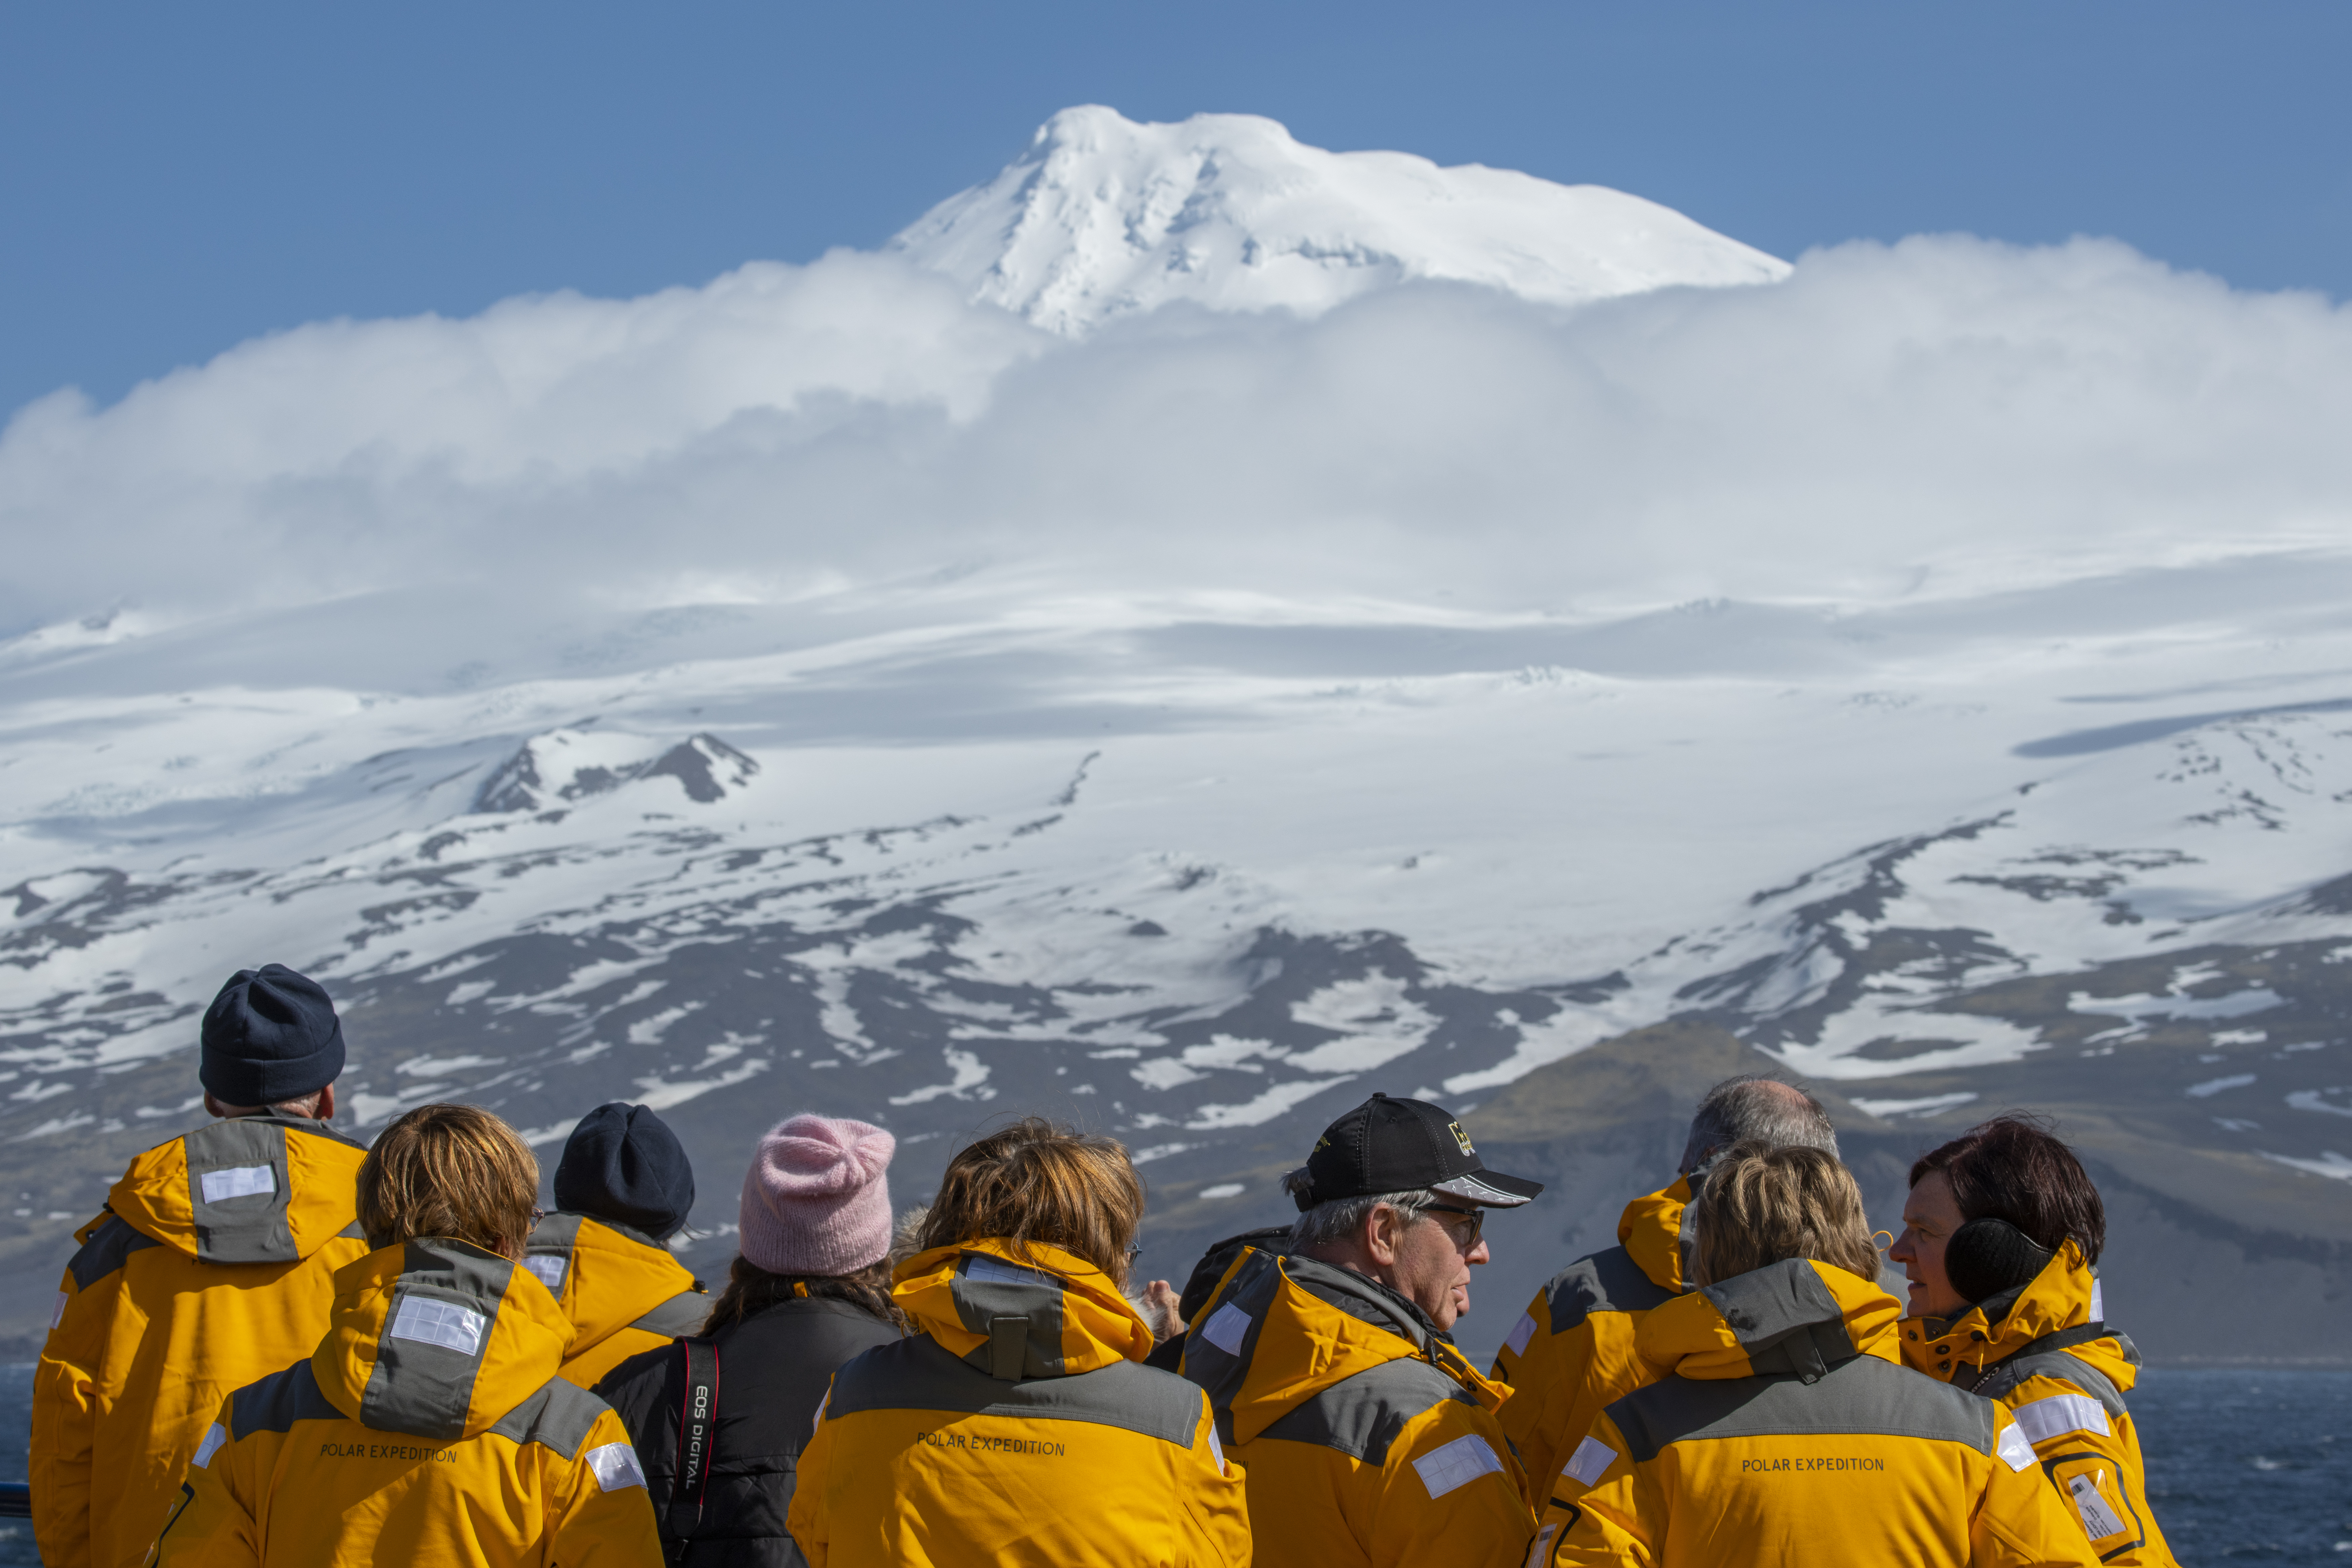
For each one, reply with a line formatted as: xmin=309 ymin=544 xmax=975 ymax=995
xmin=1290 ymin=1093 xmax=1544 ymax=1212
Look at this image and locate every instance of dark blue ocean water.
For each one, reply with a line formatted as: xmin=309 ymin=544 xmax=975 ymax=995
xmin=2133 ymin=1369 xmax=2352 ymax=1562
xmin=0 ymin=1364 xmax=2341 ymax=1563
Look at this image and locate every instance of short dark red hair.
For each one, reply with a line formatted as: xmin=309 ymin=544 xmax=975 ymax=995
xmin=1910 ymin=1115 xmax=2105 ymax=1265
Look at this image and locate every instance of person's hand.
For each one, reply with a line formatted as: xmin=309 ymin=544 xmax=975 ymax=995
xmin=1142 ymin=1279 xmax=1184 ymax=1340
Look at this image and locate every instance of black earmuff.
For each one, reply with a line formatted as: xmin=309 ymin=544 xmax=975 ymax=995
xmin=1944 ymin=1217 xmax=2056 ymax=1305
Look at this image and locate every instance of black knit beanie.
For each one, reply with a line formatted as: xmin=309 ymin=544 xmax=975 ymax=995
xmin=554 ymin=1102 xmax=696 ymax=1241
xmin=199 ymin=964 xmax=346 ymax=1108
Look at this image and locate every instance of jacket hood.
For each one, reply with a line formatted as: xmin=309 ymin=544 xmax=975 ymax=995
xmin=1617 ymin=1173 xmax=1697 ymax=1294
xmin=1184 ymin=1248 xmax=1507 ymax=1444
xmin=1635 ymin=1257 xmax=1903 ymax=1383
xmin=523 ymin=1211 xmax=700 ymax=1352
xmin=311 ymin=1238 xmax=573 ymax=1441
xmin=1900 ymin=1240 xmax=2134 ymax=1390
xmin=893 ymin=1239 xmax=1154 ymax=1379
xmin=106 ymin=1112 xmax=365 ymax=1266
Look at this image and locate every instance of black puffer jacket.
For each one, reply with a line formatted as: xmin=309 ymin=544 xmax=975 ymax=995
xmin=596 ymin=1294 xmax=902 ymax=1566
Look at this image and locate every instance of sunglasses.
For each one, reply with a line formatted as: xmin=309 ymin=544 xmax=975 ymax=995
xmin=1424 ymin=1200 xmax=1485 ymax=1248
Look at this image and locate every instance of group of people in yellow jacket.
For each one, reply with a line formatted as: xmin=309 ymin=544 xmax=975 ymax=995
xmin=29 ymin=962 xmax=2179 ymax=1567
xmin=1489 ymin=1080 xmax=2175 ymax=1567
xmin=34 ymin=965 xmax=703 ymax=1568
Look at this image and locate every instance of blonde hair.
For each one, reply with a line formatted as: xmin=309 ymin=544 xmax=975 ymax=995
xmin=1694 ymin=1141 xmax=1881 ymax=1287
xmin=357 ymin=1103 xmax=539 ymax=1259
xmin=918 ymin=1119 xmax=1143 ymax=1285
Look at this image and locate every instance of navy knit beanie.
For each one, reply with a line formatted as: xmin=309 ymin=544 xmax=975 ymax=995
xmin=554 ymin=1102 xmax=697 ymax=1241
xmin=199 ymin=964 xmax=346 ymax=1108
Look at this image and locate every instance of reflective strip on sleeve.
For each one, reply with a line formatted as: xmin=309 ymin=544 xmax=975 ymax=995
xmin=50 ymin=1291 xmax=67 ymax=1329
xmin=1199 ymin=1302 xmax=1252 ymax=1357
xmin=192 ymin=1424 xmax=228 ymax=1469
xmin=199 ymin=1165 xmax=278 ymax=1203
xmin=1206 ymin=1420 xmax=1226 ymax=1475
xmin=586 ymin=1442 xmax=648 ymax=1492
xmin=1524 ymin=1523 xmax=1561 ymax=1568
xmin=1412 ymin=1433 xmax=1506 ymax=1499
xmin=1563 ymin=1435 xmax=1617 ymax=1487
xmin=520 ymin=1255 xmax=568 ymax=1294
xmin=389 ymin=1297 xmax=487 ymax=1355
xmin=2012 ymin=1391 xmax=2112 ymax=1444
xmin=2088 ymin=1280 xmax=2104 ymax=1320
xmin=811 ymin=1389 xmax=830 ymax=1436
xmin=1505 ymin=1310 xmax=1538 ymax=1357
xmin=1996 ymin=1422 xmax=2037 ymax=1473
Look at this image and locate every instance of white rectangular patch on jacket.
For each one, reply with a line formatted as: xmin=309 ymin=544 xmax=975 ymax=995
xmin=2068 ymin=1474 xmax=2130 ymax=1541
xmin=1413 ymin=1434 xmax=1504 ymax=1499
xmin=192 ymin=1423 xmax=228 ymax=1469
xmin=1563 ymin=1435 xmax=1617 ymax=1487
xmin=2013 ymin=1391 xmax=2111 ymax=1444
xmin=586 ymin=1442 xmax=647 ymax=1492
xmin=50 ymin=1291 xmax=67 ymax=1329
xmin=521 ymin=1255 xmax=568 ymax=1295
xmin=1523 ymin=1523 xmax=1560 ymax=1568
xmin=199 ymin=1165 xmax=277 ymax=1204
xmin=1997 ymin=1422 xmax=2038 ymax=1472
xmin=389 ymin=1296 xmax=487 ymax=1356
xmin=2088 ymin=1280 xmax=2104 ymax=1320
xmin=1199 ymin=1302 xmax=1252 ymax=1357
xmin=1505 ymin=1310 xmax=1538 ymax=1357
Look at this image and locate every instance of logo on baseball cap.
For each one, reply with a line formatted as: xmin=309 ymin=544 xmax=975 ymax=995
xmin=1290 ymin=1093 xmax=1544 ymax=1212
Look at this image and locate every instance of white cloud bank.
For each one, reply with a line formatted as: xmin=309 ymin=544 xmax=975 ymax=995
xmin=3 ymin=229 xmax=2349 ymax=662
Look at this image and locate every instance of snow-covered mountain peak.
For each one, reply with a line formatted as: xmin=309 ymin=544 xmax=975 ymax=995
xmin=473 ymin=728 xmax=759 ymax=815
xmin=890 ymin=105 xmax=1791 ymax=336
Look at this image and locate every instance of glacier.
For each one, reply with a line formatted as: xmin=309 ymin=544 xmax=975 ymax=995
xmin=891 ymin=105 xmax=1788 ymax=335
xmin=3 ymin=106 xmax=2351 ymax=1360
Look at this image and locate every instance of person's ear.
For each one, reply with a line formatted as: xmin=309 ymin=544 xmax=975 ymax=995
xmin=1364 ymin=1204 xmax=1401 ymax=1266
xmin=316 ymin=1083 xmax=337 ymax=1121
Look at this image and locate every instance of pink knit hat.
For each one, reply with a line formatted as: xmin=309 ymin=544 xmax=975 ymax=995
xmin=739 ymin=1115 xmax=896 ymax=1275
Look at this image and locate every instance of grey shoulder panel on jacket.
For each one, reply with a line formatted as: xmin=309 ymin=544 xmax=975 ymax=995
xmin=1254 ymin=1355 xmax=1469 ymax=1466
xmin=231 ymin=1360 xmax=345 ymax=1440
xmin=1542 ymin=1246 xmax=1674 ymax=1335
xmin=628 ymin=1289 xmax=712 ymax=1338
xmin=1975 ymin=1350 xmax=2132 ymax=1421
xmin=1606 ymin=1354 xmax=1997 ymax=1464
xmin=67 ymin=1215 xmax=163 ymax=1291
xmin=825 ymin=1335 xmax=1205 ymax=1448
xmin=488 ymin=1376 xmax=614 ymax=1461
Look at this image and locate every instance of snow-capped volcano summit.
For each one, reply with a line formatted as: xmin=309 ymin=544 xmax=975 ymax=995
xmin=891 ymin=105 xmax=1790 ymax=335
xmin=5 ymin=102 xmax=2351 ymax=1367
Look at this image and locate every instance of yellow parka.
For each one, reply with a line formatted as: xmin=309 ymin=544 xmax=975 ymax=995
xmin=1491 ymin=1176 xmax=1692 ymax=1508
xmin=1536 ymin=1258 xmax=2100 ymax=1568
xmin=148 ymin=1237 xmax=662 ymax=1568
xmin=1179 ymin=1246 xmax=1535 ymax=1568
xmin=34 ymin=1113 xmax=372 ymax=1568
xmin=523 ymin=1211 xmax=708 ymax=1388
xmin=787 ymin=1238 xmax=1249 ymax=1567
xmin=1900 ymin=1242 xmax=2179 ymax=1566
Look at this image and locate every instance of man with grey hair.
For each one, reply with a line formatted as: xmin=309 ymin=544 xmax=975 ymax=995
xmin=1178 ymin=1093 xmax=1542 ymax=1565
xmin=1488 ymin=1073 xmax=1839 ymax=1506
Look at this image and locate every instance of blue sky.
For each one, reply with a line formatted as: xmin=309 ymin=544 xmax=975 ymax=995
xmin=4 ymin=0 xmax=2346 ymax=419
